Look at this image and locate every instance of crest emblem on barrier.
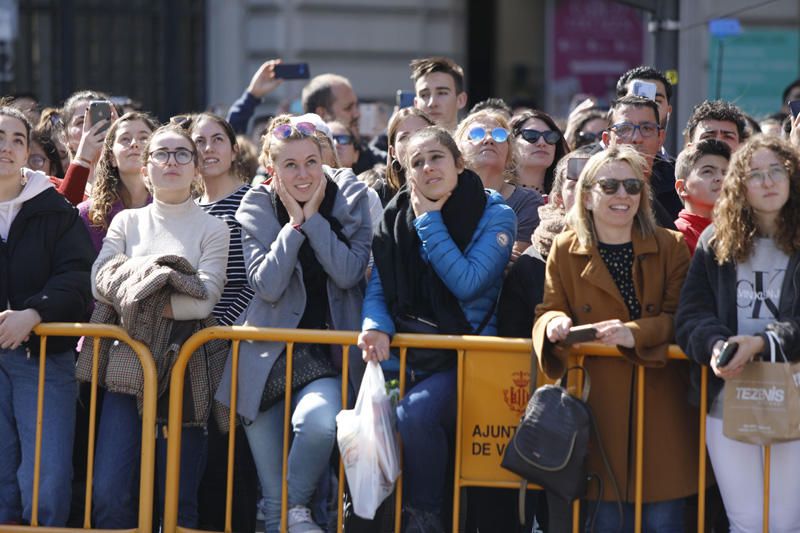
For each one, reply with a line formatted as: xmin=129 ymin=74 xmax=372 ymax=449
xmin=503 ymin=370 xmax=531 ymax=415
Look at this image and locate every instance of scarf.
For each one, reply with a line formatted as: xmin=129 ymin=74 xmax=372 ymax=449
xmin=372 ymin=168 xmax=487 ymax=334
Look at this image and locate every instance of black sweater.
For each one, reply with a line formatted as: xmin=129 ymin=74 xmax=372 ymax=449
xmin=675 ymin=225 xmax=800 ymax=410
xmin=2 ymin=187 xmax=95 ymax=356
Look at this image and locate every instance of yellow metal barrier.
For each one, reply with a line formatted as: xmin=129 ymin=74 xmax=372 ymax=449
xmin=161 ymin=328 xmax=774 ymax=533
xmin=3 ymin=323 xmax=157 ymax=533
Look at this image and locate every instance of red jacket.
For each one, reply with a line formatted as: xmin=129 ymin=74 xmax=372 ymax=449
xmin=674 ymin=209 xmax=711 ymax=255
xmin=48 ymin=162 xmax=90 ymax=206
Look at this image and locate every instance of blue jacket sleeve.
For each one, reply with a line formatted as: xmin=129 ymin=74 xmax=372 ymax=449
xmin=414 ymin=205 xmax=515 ymax=301
xmin=361 ymin=266 xmax=396 ymax=336
xmin=226 ymin=90 xmax=261 ymax=134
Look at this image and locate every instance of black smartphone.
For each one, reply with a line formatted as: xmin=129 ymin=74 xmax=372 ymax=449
xmin=88 ymin=100 xmax=112 ymax=134
xmin=396 ymin=90 xmax=415 ymax=109
xmin=274 ymin=63 xmax=310 ymax=80
xmin=717 ymin=341 xmax=739 ymax=368
xmin=567 ymin=157 xmax=589 ymax=180
xmin=562 ymin=325 xmax=598 ymax=346
xmin=789 ymin=100 xmax=800 ymax=119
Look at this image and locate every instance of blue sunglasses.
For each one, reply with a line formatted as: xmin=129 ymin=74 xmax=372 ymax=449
xmin=467 ymin=126 xmax=509 ymax=143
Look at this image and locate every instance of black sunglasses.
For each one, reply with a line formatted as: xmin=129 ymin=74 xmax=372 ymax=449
xmin=520 ymin=129 xmax=562 ymax=145
xmin=333 ymin=134 xmax=354 ymax=146
xmin=595 ymin=178 xmax=643 ymax=195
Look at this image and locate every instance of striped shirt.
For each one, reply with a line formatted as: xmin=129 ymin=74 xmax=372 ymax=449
xmin=198 ymin=185 xmax=255 ymax=325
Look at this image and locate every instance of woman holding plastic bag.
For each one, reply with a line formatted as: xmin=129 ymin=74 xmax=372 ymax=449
xmin=676 ymin=136 xmax=800 ymax=532
xmin=358 ymin=126 xmax=515 ymax=532
xmin=215 ymin=114 xmax=372 ymax=533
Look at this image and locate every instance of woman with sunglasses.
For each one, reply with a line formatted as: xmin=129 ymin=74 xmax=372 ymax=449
xmin=564 ymin=108 xmax=610 ymax=150
xmin=455 ymin=109 xmax=542 ymax=262
xmin=187 ymin=112 xmax=260 ymax=533
xmin=86 ymin=123 xmax=230 ymax=529
xmin=676 ymin=136 xmax=800 ymax=532
xmin=0 ymin=105 xmax=94 ymax=528
xmin=533 ymin=145 xmax=697 ymax=532
xmin=510 ymin=109 xmax=570 ymax=197
xmin=215 ymin=115 xmax=371 ymax=533
xmin=360 ymin=126 xmax=515 ymax=531
xmin=77 ymin=111 xmax=158 ymax=252
xmin=327 ymin=120 xmax=360 ymax=170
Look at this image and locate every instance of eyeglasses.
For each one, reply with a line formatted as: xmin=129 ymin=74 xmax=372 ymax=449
xmin=27 ymin=154 xmax=47 ymax=170
xmin=594 ymin=178 xmax=644 ymax=195
xmin=520 ymin=129 xmax=561 ymax=145
xmin=746 ymin=165 xmax=788 ymax=186
xmin=333 ymin=134 xmax=354 ymax=146
xmin=609 ymin=122 xmax=660 ymax=140
xmin=148 ymin=148 xmax=194 ymax=166
xmin=467 ymin=126 xmax=509 ymax=143
xmin=273 ymin=122 xmax=317 ymax=140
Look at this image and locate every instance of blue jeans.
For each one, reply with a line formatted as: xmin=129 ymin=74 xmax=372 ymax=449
xmin=92 ymin=391 xmax=207 ymax=529
xmin=0 ymin=348 xmax=77 ymax=526
xmin=245 ymin=376 xmax=341 ymax=533
xmin=396 ymin=368 xmax=457 ymax=514
xmin=589 ymin=498 xmax=686 ymax=533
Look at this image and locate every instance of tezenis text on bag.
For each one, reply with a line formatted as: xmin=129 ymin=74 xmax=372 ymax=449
xmin=735 ymin=385 xmax=784 ymax=403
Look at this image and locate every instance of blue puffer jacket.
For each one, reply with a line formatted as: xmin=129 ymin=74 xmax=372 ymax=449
xmin=362 ymin=190 xmax=516 ymax=355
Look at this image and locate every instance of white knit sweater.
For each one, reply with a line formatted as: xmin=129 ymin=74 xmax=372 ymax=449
xmin=92 ymin=196 xmax=230 ymax=320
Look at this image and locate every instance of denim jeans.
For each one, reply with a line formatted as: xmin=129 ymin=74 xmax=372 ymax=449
xmin=245 ymin=376 xmax=341 ymax=533
xmin=395 ymin=368 xmax=457 ymax=515
xmin=92 ymin=391 xmax=208 ymax=529
xmin=0 ymin=348 xmax=77 ymax=526
xmin=589 ymin=497 xmax=686 ymax=533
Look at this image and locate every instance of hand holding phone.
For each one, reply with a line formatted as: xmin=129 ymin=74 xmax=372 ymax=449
xmin=561 ymin=324 xmax=598 ymax=346
xmin=716 ymin=341 xmax=739 ymax=368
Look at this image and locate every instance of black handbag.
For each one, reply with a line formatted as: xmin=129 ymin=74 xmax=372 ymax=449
xmin=501 ymin=367 xmax=621 ymax=507
xmin=259 ymin=342 xmax=339 ymax=411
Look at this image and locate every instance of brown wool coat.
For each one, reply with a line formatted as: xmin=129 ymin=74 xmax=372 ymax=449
xmin=532 ymin=227 xmax=698 ymax=503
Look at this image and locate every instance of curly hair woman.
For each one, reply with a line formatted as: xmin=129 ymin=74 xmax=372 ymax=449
xmin=676 ymin=135 xmax=800 ymax=532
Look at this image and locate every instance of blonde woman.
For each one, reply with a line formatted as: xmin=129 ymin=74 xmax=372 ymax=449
xmin=455 ymin=109 xmax=542 ymax=260
xmin=676 ymin=136 xmax=800 ymax=532
xmin=533 ymin=145 xmax=695 ymax=532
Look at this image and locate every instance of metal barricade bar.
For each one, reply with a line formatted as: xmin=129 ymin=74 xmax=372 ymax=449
xmin=4 ymin=323 xmax=157 ymax=533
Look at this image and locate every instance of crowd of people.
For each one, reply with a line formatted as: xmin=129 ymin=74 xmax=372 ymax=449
xmin=2 ymin=55 xmax=800 ymax=533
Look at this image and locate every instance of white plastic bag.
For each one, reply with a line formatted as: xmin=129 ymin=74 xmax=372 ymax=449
xmin=336 ymin=360 xmax=401 ymax=519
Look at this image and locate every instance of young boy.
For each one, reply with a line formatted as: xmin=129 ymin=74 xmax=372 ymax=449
xmin=409 ymin=56 xmax=467 ymax=132
xmin=674 ymin=139 xmax=731 ymax=254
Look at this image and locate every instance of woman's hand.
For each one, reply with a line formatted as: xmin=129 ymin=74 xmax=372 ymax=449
xmin=546 ymin=315 xmax=573 ymax=343
xmin=358 ymin=329 xmax=391 ymax=362
xmin=74 ymin=107 xmax=117 ymax=167
xmin=594 ymin=319 xmax=635 ymax=348
xmin=710 ymin=334 xmax=764 ymax=380
xmin=790 ymin=112 xmax=800 ymax=149
xmin=0 ymin=309 xmax=41 ymax=349
xmin=274 ymin=174 xmax=304 ymax=225
xmin=246 ymin=59 xmax=284 ymax=99
xmin=302 ymin=176 xmax=326 ymax=220
xmin=409 ymin=179 xmax=450 ymax=218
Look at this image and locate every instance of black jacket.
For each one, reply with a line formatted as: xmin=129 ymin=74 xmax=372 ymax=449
xmin=675 ymin=225 xmax=800 ymax=410
xmin=2 ymin=187 xmax=95 ymax=355
xmin=497 ymin=246 xmax=546 ymax=338
xmin=651 ymin=154 xmax=683 ymax=220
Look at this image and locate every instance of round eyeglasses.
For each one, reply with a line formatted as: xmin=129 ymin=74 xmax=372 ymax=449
xmin=467 ymin=126 xmax=509 ymax=143
xmin=148 ymin=148 xmax=194 ymax=166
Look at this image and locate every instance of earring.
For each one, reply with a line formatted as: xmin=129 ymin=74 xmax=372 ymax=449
xmin=391 ymin=158 xmax=402 ymax=173
xmin=20 ymin=168 xmax=27 ymax=187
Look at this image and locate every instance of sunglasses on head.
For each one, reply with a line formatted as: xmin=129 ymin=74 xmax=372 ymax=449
xmin=595 ymin=178 xmax=643 ymax=195
xmin=520 ymin=129 xmax=561 ymax=145
xmin=467 ymin=126 xmax=509 ymax=143
xmin=333 ymin=134 xmax=354 ymax=146
xmin=272 ymin=121 xmax=317 ymax=140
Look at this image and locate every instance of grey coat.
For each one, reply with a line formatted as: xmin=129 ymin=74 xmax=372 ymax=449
xmin=216 ymin=167 xmax=372 ymax=421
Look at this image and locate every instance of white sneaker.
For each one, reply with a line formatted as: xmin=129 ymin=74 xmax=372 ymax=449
xmin=287 ymin=506 xmax=323 ymax=533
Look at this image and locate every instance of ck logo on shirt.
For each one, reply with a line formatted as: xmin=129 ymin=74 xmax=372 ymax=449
xmin=736 ymin=270 xmax=784 ymax=319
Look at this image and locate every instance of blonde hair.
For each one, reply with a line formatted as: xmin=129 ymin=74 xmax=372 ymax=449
xmin=454 ymin=109 xmax=516 ymax=182
xmin=566 ymin=145 xmax=656 ymax=247
xmin=711 ymin=135 xmax=800 ymax=264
